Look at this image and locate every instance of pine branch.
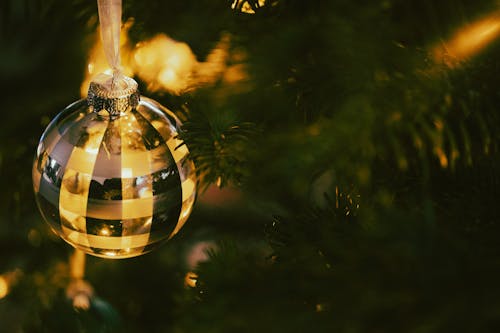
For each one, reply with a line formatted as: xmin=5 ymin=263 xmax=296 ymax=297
xmin=177 ymin=102 xmax=259 ymax=190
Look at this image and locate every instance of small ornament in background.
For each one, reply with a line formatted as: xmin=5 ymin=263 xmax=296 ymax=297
xmin=67 ymin=250 xmax=92 ymax=310
xmin=183 ymin=240 xmax=217 ymax=288
xmin=66 ymin=279 xmax=94 ymax=311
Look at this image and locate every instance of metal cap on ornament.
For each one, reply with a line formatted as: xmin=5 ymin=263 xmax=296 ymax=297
xmin=87 ymin=72 xmax=140 ymax=117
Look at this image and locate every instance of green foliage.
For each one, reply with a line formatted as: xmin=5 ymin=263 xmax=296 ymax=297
xmin=177 ymin=101 xmax=259 ymax=190
xmin=1 ymin=0 xmax=500 ymax=332
xmin=177 ymin=176 xmax=500 ymax=332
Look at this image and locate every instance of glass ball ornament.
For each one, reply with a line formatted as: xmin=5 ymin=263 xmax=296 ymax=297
xmin=32 ymin=74 xmax=196 ymax=258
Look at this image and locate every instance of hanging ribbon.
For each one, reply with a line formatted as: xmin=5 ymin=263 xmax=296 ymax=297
xmin=90 ymin=0 xmax=138 ymax=115
xmin=97 ymin=0 xmax=122 ymax=86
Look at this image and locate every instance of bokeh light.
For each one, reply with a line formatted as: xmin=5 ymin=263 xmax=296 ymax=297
xmin=433 ymin=11 xmax=500 ymax=67
xmin=0 ymin=276 xmax=8 ymax=299
xmin=81 ymin=23 xmax=249 ymax=96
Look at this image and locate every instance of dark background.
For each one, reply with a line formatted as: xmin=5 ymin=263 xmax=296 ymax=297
xmin=1 ymin=0 xmax=500 ymax=332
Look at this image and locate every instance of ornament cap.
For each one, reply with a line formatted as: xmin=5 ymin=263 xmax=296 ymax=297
xmin=87 ymin=72 xmax=140 ymax=117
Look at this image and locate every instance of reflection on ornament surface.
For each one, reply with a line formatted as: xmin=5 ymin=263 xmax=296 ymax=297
xmin=66 ymin=279 xmax=94 ymax=311
xmin=33 ymin=97 xmax=196 ymax=259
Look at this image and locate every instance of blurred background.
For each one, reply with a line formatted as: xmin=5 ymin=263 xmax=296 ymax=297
xmin=1 ymin=0 xmax=500 ymax=332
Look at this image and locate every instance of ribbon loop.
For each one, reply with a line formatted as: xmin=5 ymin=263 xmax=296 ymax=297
xmin=97 ymin=0 xmax=122 ymax=75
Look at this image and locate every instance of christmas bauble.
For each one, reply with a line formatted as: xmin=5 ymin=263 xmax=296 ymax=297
xmin=32 ymin=74 xmax=196 ymax=258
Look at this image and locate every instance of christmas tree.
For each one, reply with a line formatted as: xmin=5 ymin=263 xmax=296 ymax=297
xmin=1 ymin=0 xmax=500 ymax=332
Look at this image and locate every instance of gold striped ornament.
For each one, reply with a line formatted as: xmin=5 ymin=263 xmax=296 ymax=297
xmin=33 ymin=74 xmax=196 ymax=258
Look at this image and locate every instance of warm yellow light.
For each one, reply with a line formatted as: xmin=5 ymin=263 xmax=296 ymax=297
xmin=133 ymin=47 xmax=150 ymax=66
xmin=66 ymin=279 xmax=94 ymax=311
xmin=433 ymin=12 xmax=500 ymax=67
xmin=159 ymin=68 xmax=177 ymax=84
xmin=184 ymin=271 xmax=198 ymax=288
xmin=435 ymin=147 xmax=449 ymax=168
xmin=82 ymin=24 xmax=248 ymax=96
xmin=132 ymin=34 xmax=197 ymax=94
xmin=70 ymin=250 xmax=86 ymax=280
xmin=0 ymin=276 xmax=8 ymax=299
xmin=73 ymin=293 xmax=91 ymax=311
xmin=167 ymin=54 xmax=181 ymax=67
xmin=181 ymin=206 xmax=192 ymax=219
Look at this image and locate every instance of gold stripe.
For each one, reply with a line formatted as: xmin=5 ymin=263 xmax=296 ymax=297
xmin=62 ymin=189 xmax=179 ymax=220
xmin=59 ymin=169 xmax=93 ymax=233
xmin=181 ymin=177 xmax=196 ymax=202
xmin=170 ymin=196 xmax=195 ymax=238
xmin=62 ymin=225 xmax=90 ymax=248
xmin=60 ymin=119 xmax=108 ymax=243
xmin=92 ymin=145 xmax=170 ymax=178
xmin=63 ymin=226 xmax=150 ymax=250
xmin=122 ymin=197 xmax=154 ymax=219
xmin=60 ymin=206 xmax=85 ymax=231
xmin=65 ymin=147 xmax=100 ymax=173
xmin=166 ymin=137 xmax=189 ymax=163
xmin=170 ymin=171 xmax=197 ymax=238
xmin=120 ymin=113 xmax=153 ymax=250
